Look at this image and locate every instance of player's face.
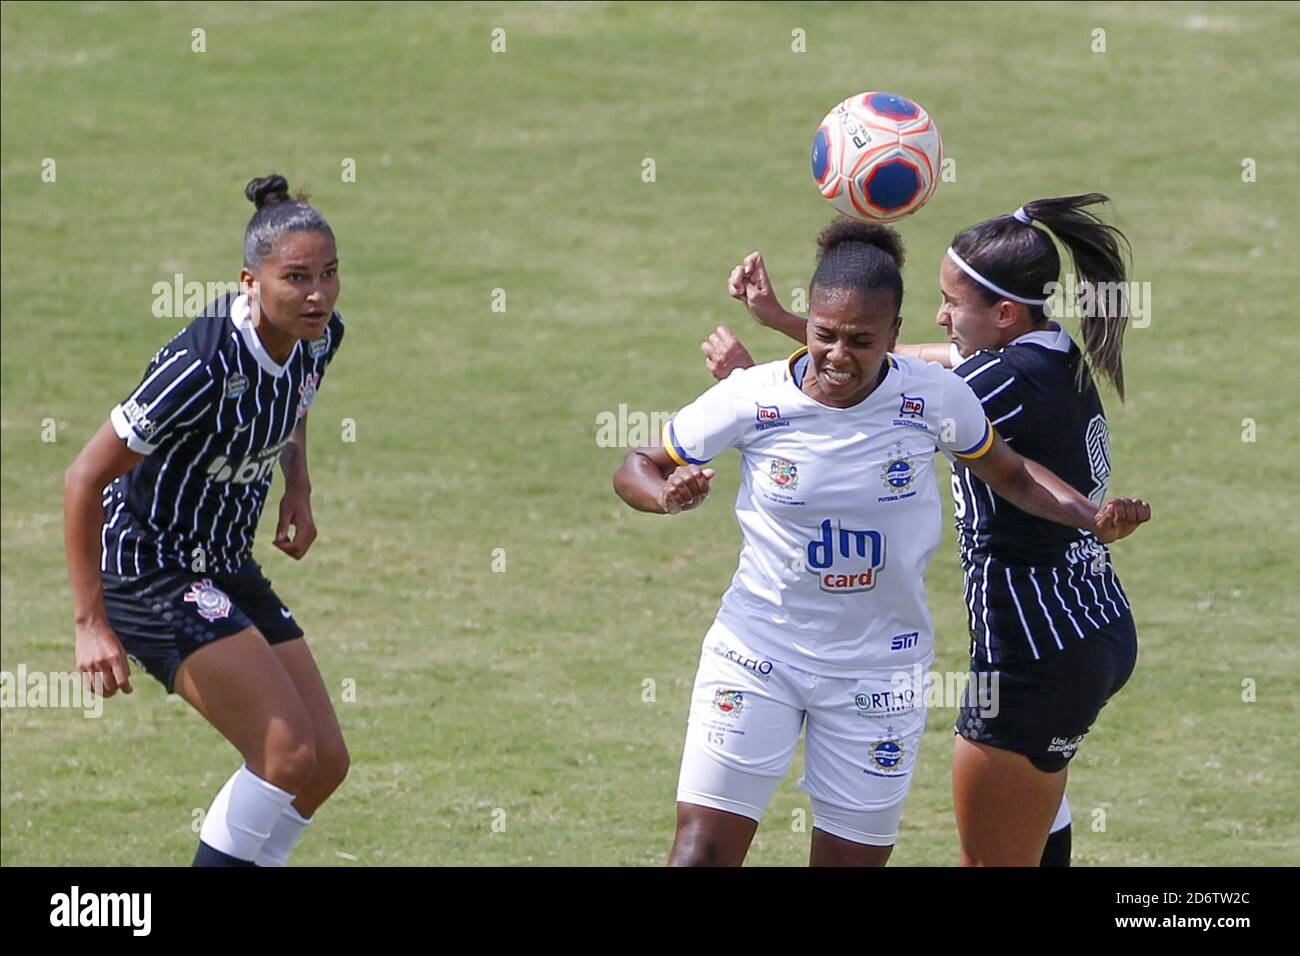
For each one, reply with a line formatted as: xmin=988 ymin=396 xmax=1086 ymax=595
xmin=242 ymin=230 xmax=340 ymax=341
xmin=936 ymin=257 xmax=1003 ymax=357
xmin=804 ymin=287 xmax=900 ymax=408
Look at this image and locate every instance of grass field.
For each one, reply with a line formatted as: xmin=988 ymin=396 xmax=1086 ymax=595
xmin=2 ymin=1 xmax=1298 ymax=866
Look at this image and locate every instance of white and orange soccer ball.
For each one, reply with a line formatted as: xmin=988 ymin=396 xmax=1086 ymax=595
xmin=811 ymin=92 xmax=943 ymax=223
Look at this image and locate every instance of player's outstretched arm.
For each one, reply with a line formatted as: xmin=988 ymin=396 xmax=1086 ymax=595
xmin=893 ymin=343 xmax=958 ymax=366
xmin=613 ymin=443 xmax=715 ymax=515
xmin=63 ymin=419 xmax=145 ymax=697
xmin=964 ymin=435 xmax=1151 ymax=544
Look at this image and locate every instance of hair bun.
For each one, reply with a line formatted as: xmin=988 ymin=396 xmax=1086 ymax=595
xmin=816 ymin=217 xmax=905 ymax=268
xmin=244 ymin=174 xmax=291 ymax=210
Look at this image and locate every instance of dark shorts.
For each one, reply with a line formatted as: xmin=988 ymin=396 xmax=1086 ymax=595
xmin=102 ymin=560 xmax=304 ymax=694
xmin=955 ymin=613 xmax=1138 ymax=773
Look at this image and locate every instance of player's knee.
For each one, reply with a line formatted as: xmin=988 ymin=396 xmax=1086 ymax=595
xmin=313 ymin=734 xmax=350 ymax=796
xmin=261 ymin=726 xmax=317 ymax=792
xmin=669 ymin=820 xmax=743 ymax=867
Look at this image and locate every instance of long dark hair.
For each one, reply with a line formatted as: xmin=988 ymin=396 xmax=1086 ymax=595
xmin=950 ymin=193 xmax=1131 ymax=399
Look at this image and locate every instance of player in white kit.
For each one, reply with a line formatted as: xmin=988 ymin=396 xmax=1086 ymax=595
xmin=613 ymin=219 xmax=1148 ymax=866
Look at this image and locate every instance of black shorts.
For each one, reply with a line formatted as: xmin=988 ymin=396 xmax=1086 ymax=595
xmin=955 ymin=613 xmax=1137 ymax=773
xmin=101 ymin=560 xmax=304 ymax=694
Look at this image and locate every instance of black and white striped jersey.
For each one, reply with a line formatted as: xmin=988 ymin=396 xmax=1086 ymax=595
xmin=101 ymin=293 xmax=344 ymax=577
xmin=948 ymin=325 xmax=1131 ymax=664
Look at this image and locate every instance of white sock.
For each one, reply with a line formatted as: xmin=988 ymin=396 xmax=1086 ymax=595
xmin=199 ymin=765 xmax=297 ymax=862
xmin=254 ymin=804 xmax=314 ymax=867
xmin=1050 ymin=793 xmax=1071 ymax=833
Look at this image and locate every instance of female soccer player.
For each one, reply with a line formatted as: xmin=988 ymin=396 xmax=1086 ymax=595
xmin=63 ymin=174 xmax=348 ymax=866
xmin=706 ymin=194 xmax=1145 ymax=866
xmin=615 ymin=217 xmax=1147 ymax=867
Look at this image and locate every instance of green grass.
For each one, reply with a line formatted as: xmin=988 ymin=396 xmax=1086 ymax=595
xmin=2 ymin=0 xmax=1298 ymax=866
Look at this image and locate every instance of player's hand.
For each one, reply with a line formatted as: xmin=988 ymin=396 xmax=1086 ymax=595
xmin=728 ymin=251 xmax=787 ymax=329
xmin=275 ymin=489 xmax=317 ymax=559
xmin=75 ymin=621 xmax=132 ymax=697
xmin=660 ymin=465 xmax=716 ymax=515
xmin=1092 ymin=497 xmax=1151 ymax=544
xmin=701 ymin=325 xmax=756 ymax=381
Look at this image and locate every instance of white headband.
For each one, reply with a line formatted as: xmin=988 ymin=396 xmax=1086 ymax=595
xmin=945 ymin=247 xmax=1048 ymax=306
xmin=1012 ymin=206 xmax=1033 ymax=225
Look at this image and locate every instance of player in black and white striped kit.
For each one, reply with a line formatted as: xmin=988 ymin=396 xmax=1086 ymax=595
xmin=703 ymin=194 xmax=1149 ymax=865
xmin=64 ymin=175 xmax=348 ymax=866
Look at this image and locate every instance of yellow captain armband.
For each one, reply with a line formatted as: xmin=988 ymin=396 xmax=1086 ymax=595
xmin=952 ymin=419 xmax=995 ymax=460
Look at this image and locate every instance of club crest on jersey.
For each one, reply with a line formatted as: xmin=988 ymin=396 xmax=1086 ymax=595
xmin=713 ymin=689 xmax=745 ymax=717
xmin=807 ymin=519 xmax=886 ymax=594
xmin=755 ymin=404 xmax=789 ymax=431
xmin=184 ymin=579 xmax=232 ymax=622
xmin=867 ymin=734 xmax=906 ymax=775
xmin=309 ymin=333 xmax=330 ymax=359
xmin=224 ymin=373 xmax=249 ymax=399
xmin=880 ymin=443 xmax=915 ymax=494
xmin=898 ymin=394 xmax=925 ymax=418
xmin=296 ymin=372 xmax=320 ymax=419
xmin=768 ymin=458 xmax=799 ymax=491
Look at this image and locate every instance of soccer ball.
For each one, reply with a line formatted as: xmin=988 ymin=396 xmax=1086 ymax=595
xmin=811 ymin=92 xmax=943 ymax=223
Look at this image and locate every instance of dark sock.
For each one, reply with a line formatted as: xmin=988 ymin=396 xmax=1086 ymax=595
xmin=1039 ymin=824 xmax=1071 ymax=867
xmin=193 ymin=840 xmax=257 ymax=867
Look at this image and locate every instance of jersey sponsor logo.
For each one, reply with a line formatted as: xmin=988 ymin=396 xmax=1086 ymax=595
xmin=855 ymin=687 xmax=916 ymax=715
xmin=768 ymin=458 xmax=799 ymax=491
xmin=898 ymin=394 xmax=925 ymax=418
xmin=121 ymin=399 xmax=158 ymax=438
xmin=713 ymin=689 xmax=745 ymax=716
xmin=184 ymin=579 xmax=232 ymax=622
xmin=224 ymin=373 xmax=249 ymax=398
xmin=807 ymin=519 xmax=886 ymax=593
xmin=711 ymin=640 xmax=774 ymax=679
xmin=889 ymin=631 xmax=919 ymax=651
xmin=297 ymin=372 xmax=320 ymax=419
xmin=205 ymin=437 xmax=291 ymax=484
xmin=754 ymin=403 xmax=790 ymax=431
xmin=309 ymin=334 xmax=329 ymax=359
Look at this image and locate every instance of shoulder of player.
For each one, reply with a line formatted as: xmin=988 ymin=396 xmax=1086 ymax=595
xmin=720 ymin=355 xmax=792 ymax=397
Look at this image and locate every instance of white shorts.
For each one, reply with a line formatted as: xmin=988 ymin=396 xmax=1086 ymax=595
xmin=676 ymin=620 xmax=928 ymax=846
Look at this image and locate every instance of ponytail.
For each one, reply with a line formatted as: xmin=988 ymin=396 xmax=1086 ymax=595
xmin=951 ymin=194 xmax=1131 ymax=399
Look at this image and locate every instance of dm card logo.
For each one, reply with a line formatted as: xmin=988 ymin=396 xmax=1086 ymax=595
xmin=898 ymin=394 xmax=925 ymax=418
xmin=806 ymin=519 xmax=886 ymax=594
xmin=768 ymin=458 xmax=799 ymax=491
xmin=224 ymin=373 xmax=249 ymax=399
xmin=184 ymin=579 xmax=233 ymax=622
xmin=880 ymin=444 xmax=914 ymax=492
xmin=309 ymin=333 xmax=330 ymax=359
xmin=713 ymin=689 xmax=745 ymax=717
xmin=755 ymin=404 xmax=790 ymax=431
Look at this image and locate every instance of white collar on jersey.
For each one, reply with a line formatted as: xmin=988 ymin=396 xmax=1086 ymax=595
xmin=230 ymin=293 xmax=299 ymax=378
xmin=1008 ymin=321 xmax=1072 ymax=353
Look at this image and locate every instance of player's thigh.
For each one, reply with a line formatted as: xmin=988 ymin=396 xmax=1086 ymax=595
xmin=270 ymin=638 xmax=348 ymax=773
xmin=952 ymin=735 xmax=1066 ymax=867
xmin=174 ymin=626 xmax=314 ymax=772
xmin=677 ymin=624 xmax=806 ymax=820
xmin=801 ymin=671 xmax=927 ymax=852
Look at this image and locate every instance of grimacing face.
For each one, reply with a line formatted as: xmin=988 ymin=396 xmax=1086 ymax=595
xmin=802 ymin=286 xmax=901 ymax=408
xmin=240 ymin=230 xmax=340 ymax=345
xmin=936 ymin=256 xmax=1006 ymax=358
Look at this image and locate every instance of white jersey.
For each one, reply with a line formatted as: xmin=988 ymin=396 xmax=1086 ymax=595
xmin=664 ymin=348 xmax=994 ymax=676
